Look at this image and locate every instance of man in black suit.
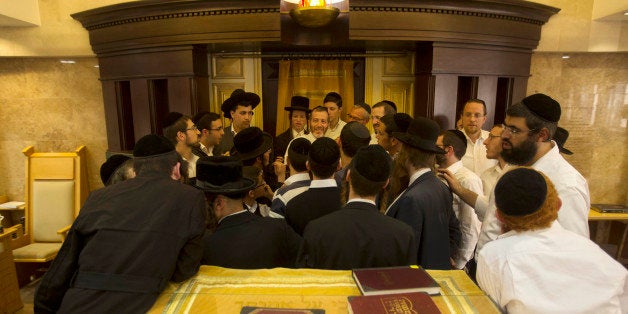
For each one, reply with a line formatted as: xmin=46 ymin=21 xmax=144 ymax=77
xmin=385 ymin=117 xmax=461 ymax=270
xmin=285 ymin=137 xmax=341 ymax=236
xmin=35 ymin=135 xmax=206 ymax=313
xmin=215 ymin=89 xmax=260 ymax=155
xmin=274 ymin=96 xmax=311 ymax=161
xmin=297 ymin=145 xmax=417 ymax=270
xmin=197 ymin=156 xmax=301 ymax=269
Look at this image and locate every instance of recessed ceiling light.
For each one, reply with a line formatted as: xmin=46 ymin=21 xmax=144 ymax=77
xmin=60 ymin=60 xmax=75 ymax=64
xmin=93 ymin=65 xmax=100 ymax=68
xmin=562 ymin=55 xmax=570 ymax=59
xmin=624 ymin=12 xmax=628 ymax=16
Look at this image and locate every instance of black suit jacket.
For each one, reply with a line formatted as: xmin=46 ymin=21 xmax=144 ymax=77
xmin=285 ymin=186 xmax=341 ymax=236
xmin=274 ymin=128 xmax=293 ymax=160
xmin=297 ymin=201 xmax=417 ymax=270
xmin=215 ymin=124 xmax=235 ymax=155
xmin=34 ymin=173 xmax=206 ymax=314
xmin=201 ymin=211 xmax=302 ymax=269
xmin=386 ymin=170 xmax=461 ymax=270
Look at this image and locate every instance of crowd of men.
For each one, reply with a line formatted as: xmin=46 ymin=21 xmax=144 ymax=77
xmin=34 ymin=90 xmax=627 ymax=313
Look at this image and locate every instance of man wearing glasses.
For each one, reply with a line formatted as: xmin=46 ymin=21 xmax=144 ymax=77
xmin=163 ymin=112 xmax=201 ymax=178
xmin=460 ymin=99 xmax=498 ymax=175
xmin=440 ymin=93 xmax=590 ymax=261
xmin=192 ymin=111 xmax=224 ymax=157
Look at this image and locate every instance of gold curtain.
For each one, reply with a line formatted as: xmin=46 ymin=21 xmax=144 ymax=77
xmin=276 ymin=59 xmax=354 ymax=135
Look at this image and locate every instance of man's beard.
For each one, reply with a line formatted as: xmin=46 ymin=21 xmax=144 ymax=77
xmin=435 ymin=153 xmax=447 ymax=168
xmin=501 ymin=136 xmax=537 ymax=165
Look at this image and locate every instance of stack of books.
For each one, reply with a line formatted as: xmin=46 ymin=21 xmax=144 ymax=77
xmin=348 ymin=266 xmax=441 ymax=314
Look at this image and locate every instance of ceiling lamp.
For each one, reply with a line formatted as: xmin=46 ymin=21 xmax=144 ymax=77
xmin=289 ymin=0 xmax=340 ymax=28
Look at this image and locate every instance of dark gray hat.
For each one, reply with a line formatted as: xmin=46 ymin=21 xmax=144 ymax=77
xmin=133 ymin=134 xmax=176 ymax=158
xmin=195 ymin=156 xmax=256 ymax=195
xmin=392 ymin=117 xmax=445 ymax=154
xmin=232 ymin=127 xmax=273 ymax=161
xmin=554 ymin=127 xmax=573 ymax=155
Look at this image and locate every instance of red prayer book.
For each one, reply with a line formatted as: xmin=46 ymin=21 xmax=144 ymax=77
xmin=347 ymin=292 xmax=441 ymax=314
xmin=352 ymin=266 xmax=440 ymax=296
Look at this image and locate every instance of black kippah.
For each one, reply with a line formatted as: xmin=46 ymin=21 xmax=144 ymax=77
xmin=289 ymin=138 xmax=311 ymax=156
xmin=309 ymin=137 xmax=340 ymax=165
xmin=448 ymin=129 xmax=467 ymax=149
xmin=495 ymin=168 xmax=548 ymax=216
xmin=521 ymin=93 xmax=561 ymax=123
xmin=351 ymin=145 xmax=391 ymax=182
xmin=162 ymin=112 xmax=183 ymax=129
xmin=133 ymin=134 xmax=175 ymax=158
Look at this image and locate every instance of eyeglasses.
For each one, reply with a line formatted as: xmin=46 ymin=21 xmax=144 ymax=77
xmin=186 ymin=125 xmax=198 ymax=131
xmin=208 ymin=126 xmax=223 ymax=131
xmin=501 ymin=124 xmax=537 ymax=136
xmin=487 ymin=134 xmax=501 ymax=139
xmin=463 ymin=112 xmax=485 ymax=119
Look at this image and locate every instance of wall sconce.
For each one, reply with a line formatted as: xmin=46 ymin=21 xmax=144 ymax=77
xmin=289 ymin=0 xmax=340 ymax=28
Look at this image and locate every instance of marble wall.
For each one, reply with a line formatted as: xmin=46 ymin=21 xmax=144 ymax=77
xmin=0 ymin=57 xmax=108 ymax=200
xmin=527 ymin=52 xmax=628 ymax=204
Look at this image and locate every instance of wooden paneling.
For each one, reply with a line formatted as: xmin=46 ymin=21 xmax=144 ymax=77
xmin=71 ymin=0 xmax=558 ymax=151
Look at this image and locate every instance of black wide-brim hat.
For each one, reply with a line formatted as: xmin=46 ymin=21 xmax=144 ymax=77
xmin=232 ymin=127 xmax=273 ymax=161
xmin=392 ymin=117 xmax=446 ymax=154
xmin=285 ymin=95 xmax=311 ymax=112
xmin=100 ymin=154 xmax=131 ymax=185
xmin=221 ymin=89 xmax=261 ymax=119
xmin=554 ymin=126 xmax=573 ymax=155
xmin=195 ymin=156 xmax=256 ymax=195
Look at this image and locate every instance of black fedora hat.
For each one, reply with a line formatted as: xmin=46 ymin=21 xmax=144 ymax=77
xmin=284 ymin=96 xmax=311 ymax=112
xmin=232 ymin=127 xmax=273 ymax=161
xmin=195 ymin=156 xmax=255 ymax=195
xmin=221 ymin=89 xmax=261 ymax=119
xmin=392 ymin=117 xmax=445 ymax=154
xmin=100 ymin=154 xmax=131 ymax=185
xmin=554 ymin=126 xmax=573 ymax=155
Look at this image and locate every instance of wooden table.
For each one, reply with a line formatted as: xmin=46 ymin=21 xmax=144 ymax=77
xmin=588 ymin=209 xmax=628 ymax=263
xmin=0 ymin=225 xmax=24 ymax=313
xmin=149 ymin=266 xmax=500 ymax=314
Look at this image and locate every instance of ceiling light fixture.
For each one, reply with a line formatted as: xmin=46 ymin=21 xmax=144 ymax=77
xmin=289 ymin=0 xmax=340 ymax=28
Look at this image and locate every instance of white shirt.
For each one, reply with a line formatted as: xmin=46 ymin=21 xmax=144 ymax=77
xmin=480 ymin=162 xmax=514 ymax=197
xmin=477 ymin=222 xmax=628 ymax=314
xmin=200 ymin=143 xmax=214 ymax=156
xmin=324 ymin=119 xmax=346 ymax=140
xmin=461 ymin=129 xmax=497 ymax=176
xmin=447 ymin=161 xmax=483 ymax=269
xmin=183 ymin=153 xmax=199 ymax=178
xmin=291 ymin=128 xmax=307 ymax=139
xmin=476 ymin=143 xmax=591 ymax=256
xmin=369 ymin=132 xmax=378 ymax=145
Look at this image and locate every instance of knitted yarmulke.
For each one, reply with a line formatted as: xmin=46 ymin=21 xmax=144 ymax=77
xmin=495 ymin=168 xmax=548 ymax=216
